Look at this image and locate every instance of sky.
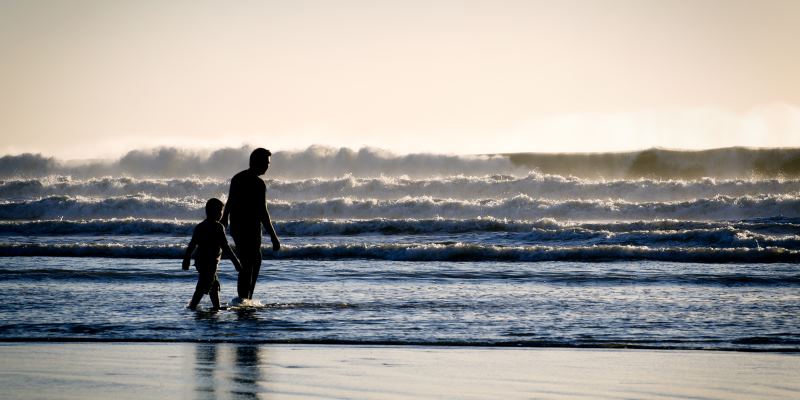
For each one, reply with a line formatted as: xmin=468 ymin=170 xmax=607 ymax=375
xmin=1 ymin=0 xmax=800 ymax=159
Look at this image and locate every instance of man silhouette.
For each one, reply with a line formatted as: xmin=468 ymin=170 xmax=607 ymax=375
xmin=222 ymin=148 xmax=281 ymax=300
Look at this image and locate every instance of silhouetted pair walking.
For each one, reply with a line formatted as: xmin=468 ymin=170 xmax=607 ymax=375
xmin=183 ymin=148 xmax=281 ymax=309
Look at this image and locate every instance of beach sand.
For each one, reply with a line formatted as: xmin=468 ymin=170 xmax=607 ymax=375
xmin=1 ymin=343 xmax=799 ymax=399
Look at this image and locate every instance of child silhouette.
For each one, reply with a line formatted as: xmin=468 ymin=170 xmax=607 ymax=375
xmin=183 ymin=198 xmax=242 ymax=310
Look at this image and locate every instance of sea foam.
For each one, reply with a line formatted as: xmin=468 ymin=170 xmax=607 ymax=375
xmin=2 ymin=174 xmax=799 ymax=202
xmin=2 ymin=194 xmax=798 ymax=221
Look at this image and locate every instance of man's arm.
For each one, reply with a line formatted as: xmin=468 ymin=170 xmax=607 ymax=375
xmin=259 ymin=181 xmax=280 ymax=251
xmin=262 ymin=203 xmax=280 ymax=251
xmin=221 ymin=193 xmax=232 ymax=229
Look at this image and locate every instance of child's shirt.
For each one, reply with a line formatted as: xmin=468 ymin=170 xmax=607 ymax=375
xmin=189 ymin=219 xmax=230 ymax=267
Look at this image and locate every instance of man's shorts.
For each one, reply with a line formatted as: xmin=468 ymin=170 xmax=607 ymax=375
xmin=232 ymin=236 xmax=263 ymax=268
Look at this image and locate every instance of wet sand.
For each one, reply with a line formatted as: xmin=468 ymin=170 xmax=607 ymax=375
xmin=1 ymin=343 xmax=799 ymax=399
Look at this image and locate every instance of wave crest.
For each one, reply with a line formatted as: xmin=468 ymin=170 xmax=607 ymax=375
xmin=3 ymin=146 xmax=800 ymax=179
xmin=2 ymin=174 xmax=799 ymax=202
xmin=2 ymin=194 xmax=799 ymax=221
xmin=1 ymin=242 xmax=797 ymax=263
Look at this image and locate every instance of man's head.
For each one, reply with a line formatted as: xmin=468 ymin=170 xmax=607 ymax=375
xmin=205 ymin=198 xmax=225 ymax=221
xmin=249 ymin=148 xmax=272 ymax=175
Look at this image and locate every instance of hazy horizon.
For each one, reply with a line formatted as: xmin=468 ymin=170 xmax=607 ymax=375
xmin=5 ymin=142 xmax=800 ymax=162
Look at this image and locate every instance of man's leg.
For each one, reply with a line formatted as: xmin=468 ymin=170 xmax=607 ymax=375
xmin=233 ymin=236 xmax=252 ymax=299
xmin=237 ymin=262 xmax=253 ymax=300
xmin=233 ymin=238 xmax=262 ymax=300
xmin=248 ymin=261 xmax=261 ymax=300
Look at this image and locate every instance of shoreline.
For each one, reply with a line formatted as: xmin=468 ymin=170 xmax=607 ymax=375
xmin=2 ymin=342 xmax=799 ymax=399
xmin=1 ymin=338 xmax=797 ymax=353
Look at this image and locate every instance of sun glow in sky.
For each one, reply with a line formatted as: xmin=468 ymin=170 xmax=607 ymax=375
xmin=2 ymin=0 xmax=800 ymax=159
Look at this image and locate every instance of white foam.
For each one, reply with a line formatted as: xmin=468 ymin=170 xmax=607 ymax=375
xmin=228 ymin=297 xmax=265 ymax=308
xmin=4 ymin=146 xmax=800 ymax=179
xmin=3 ymin=174 xmax=799 ymax=202
xmin=2 ymin=193 xmax=799 ymax=221
xmin=2 ymin=242 xmax=798 ymax=263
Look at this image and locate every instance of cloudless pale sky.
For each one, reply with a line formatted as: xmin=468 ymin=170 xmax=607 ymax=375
xmin=2 ymin=0 xmax=800 ymax=158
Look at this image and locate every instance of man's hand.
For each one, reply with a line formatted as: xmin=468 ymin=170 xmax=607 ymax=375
xmin=272 ymin=237 xmax=281 ymax=252
xmin=182 ymin=259 xmax=190 ymax=270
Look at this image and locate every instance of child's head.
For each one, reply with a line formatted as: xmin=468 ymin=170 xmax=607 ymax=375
xmin=205 ymin=198 xmax=224 ymax=221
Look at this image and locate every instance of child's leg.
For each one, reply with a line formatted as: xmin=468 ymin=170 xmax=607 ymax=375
xmin=188 ymin=274 xmax=209 ymax=309
xmin=208 ymin=278 xmax=221 ymax=310
xmin=209 ymin=290 xmax=220 ymax=310
xmin=188 ymin=289 xmax=204 ymax=309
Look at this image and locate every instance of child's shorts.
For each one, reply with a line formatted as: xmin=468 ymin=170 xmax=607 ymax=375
xmin=195 ymin=263 xmax=220 ymax=294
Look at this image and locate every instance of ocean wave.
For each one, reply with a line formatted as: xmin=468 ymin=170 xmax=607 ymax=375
xmin=512 ymin=227 xmax=800 ymax=249
xmin=0 ymin=146 xmax=522 ymax=179
xmin=3 ymin=194 xmax=798 ymax=221
xmin=0 ymin=217 xmax=557 ymax=236
xmin=0 ymin=176 xmax=229 ymax=201
xmin=2 ymin=218 xmax=798 ymax=250
xmin=1 ymin=242 xmax=797 ymax=263
xmin=0 ymin=195 xmax=202 ymax=220
xmin=268 ymin=174 xmax=800 ymax=202
xmin=5 ymin=216 xmax=798 ymax=235
xmin=3 ymin=174 xmax=799 ymax=202
xmin=0 ymin=243 xmax=184 ymax=258
xmin=0 ymin=218 xmax=196 ymax=236
xmin=3 ymin=146 xmax=800 ymax=179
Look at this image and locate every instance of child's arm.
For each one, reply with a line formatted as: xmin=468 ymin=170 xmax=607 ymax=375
xmin=222 ymin=241 xmax=242 ymax=272
xmin=183 ymin=236 xmax=197 ymax=270
xmin=216 ymin=223 xmax=242 ymax=271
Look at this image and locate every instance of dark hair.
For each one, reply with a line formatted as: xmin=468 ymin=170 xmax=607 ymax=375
xmin=249 ymin=148 xmax=272 ymax=168
xmin=205 ymin=198 xmax=224 ymax=219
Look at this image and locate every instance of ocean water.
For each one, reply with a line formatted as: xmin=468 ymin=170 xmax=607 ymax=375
xmin=1 ymin=148 xmax=799 ymax=350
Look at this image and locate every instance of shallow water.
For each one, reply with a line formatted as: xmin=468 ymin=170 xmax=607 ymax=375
xmin=1 ymin=257 xmax=798 ymax=350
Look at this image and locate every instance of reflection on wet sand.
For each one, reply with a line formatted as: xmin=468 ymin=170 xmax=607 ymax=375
xmin=193 ymin=344 xmax=263 ymax=399
xmin=194 ymin=345 xmax=217 ymax=399
xmin=232 ymin=345 xmax=261 ymax=399
xmin=2 ymin=344 xmax=798 ymax=399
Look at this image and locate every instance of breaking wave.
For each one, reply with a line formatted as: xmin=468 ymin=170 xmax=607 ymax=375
xmin=1 ymin=242 xmax=797 ymax=263
xmin=2 ymin=194 xmax=798 ymax=221
xmin=1 ymin=218 xmax=798 ymax=250
xmin=3 ymin=146 xmax=800 ymax=179
xmin=2 ymin=174 xmax=799 ymax=202
xmin=0 ymin=146 xmax=521 ymax=179
xmin=0 ymin=195 xmax=201 ymax=220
